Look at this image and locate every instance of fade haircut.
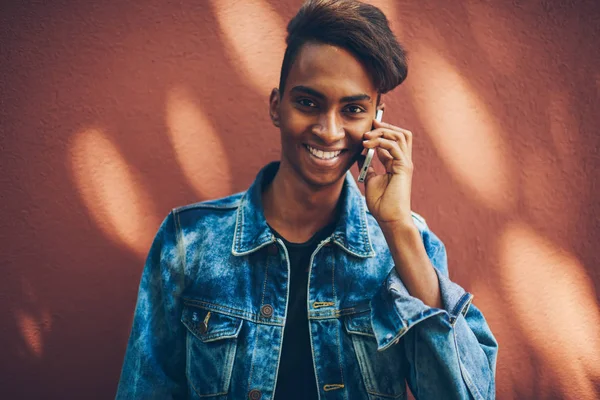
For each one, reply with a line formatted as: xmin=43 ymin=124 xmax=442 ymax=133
xmin=278 ymin=0 xmax=408 ymax=97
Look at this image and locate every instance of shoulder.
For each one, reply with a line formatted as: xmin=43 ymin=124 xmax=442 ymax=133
xmin=173 ymin=191 xmax=245 ymax=213
xmin=169 ymin=191 xmax=245 ymax=229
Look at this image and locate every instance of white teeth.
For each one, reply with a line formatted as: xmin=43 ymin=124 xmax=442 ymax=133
xmin=306 ymin=145 xmax=342 ymax=160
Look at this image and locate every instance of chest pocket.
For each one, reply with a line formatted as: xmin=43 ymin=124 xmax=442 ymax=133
xmin=345 ymin=312 xmax=407 ymax=400
xmin=181 ymin=304 xmax=243 ymax=399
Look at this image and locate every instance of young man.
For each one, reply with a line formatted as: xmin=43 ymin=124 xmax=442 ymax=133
xmin=116 ymin=1 xmax=498 ymax=399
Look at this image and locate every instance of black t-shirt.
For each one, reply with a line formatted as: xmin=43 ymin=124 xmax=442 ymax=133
xmin=271 ymin=222 xmax=336 ymax=400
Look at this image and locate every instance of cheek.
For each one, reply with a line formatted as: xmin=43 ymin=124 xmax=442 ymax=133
xmin=280 ymin=111 xmax=312 ymax=138
xmin=346 ymin=124 xmax=369 ymax=144
xmin=346 ymin=129 xmax=364 ymax=143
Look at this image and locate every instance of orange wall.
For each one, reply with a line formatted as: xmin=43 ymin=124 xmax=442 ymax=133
xmin=1 ymin=1 xmax=599 ymax=398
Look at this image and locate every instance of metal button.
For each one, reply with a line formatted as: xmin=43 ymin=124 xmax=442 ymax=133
xmin=260 ymin=304 xmax=274 ymax=318
xmin=248 ymin=389 xmax=262 ymax=400
xmin=267 ymin=244 xmax=278 ymax=255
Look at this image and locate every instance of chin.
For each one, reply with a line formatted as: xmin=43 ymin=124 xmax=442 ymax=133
xmin=297 ymin=158 xmax=352 ymax=189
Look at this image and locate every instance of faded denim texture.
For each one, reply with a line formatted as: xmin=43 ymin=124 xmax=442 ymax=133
xmin=116 ymin=162 xmax=498 ymax=400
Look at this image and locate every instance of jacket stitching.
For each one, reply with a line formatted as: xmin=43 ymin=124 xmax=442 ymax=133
xmin=331 ymin=252 xmax=337 ymax=305
xmin=174 ymin=194 xmax=243 ymax=212
xmin=452 ymin=327 xmax=485 ymax=400
xmin=260 ymin=250 xmax=271 ymax=306
xmin=450 ymin=293 xmax=474 ymax=325
xmin=189 ymin=369 xmax=228 ymax=398
xmin=333 ymin=239 xmax=374 ymax=258
xmin=246 ymin=322 xmax=260 ymax=393
xmin=331 ymin=251 xmax=347 ymax=398
xmin=270 ymin=240 xmax=291 ymax=398
xmin=183 ymin=299 xmax=285 ymax=326
xmin=366 ymin=389 xmax=404 ymax=398
xmin=336 ymin=316 xmax=346 ymax=398
xmin=359 ymin=199 xmax=374 ymax=254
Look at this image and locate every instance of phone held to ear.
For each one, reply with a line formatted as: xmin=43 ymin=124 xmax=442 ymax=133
xmin=357 ymin=109 xmax=383 ymax=183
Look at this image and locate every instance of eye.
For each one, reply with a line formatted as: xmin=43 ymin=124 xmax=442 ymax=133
xmin=344 ymin=105 xmax=366 ymax=114
xmin=297 ymin=98 xmax=318 ymax=108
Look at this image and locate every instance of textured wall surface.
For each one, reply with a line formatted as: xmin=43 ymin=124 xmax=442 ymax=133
xmin=1 ymin=0 xmax=599 ymax=398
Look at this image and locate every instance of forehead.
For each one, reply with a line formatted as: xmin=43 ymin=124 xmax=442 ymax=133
xmin=286 ymin=42 xmax=376 ymax=99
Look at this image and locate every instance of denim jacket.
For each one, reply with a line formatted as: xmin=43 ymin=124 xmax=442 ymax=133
xmin=116 ymin=162 xmax=498 ymax=400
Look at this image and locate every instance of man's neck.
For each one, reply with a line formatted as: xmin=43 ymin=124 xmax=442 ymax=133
xmin=262 ymin=163 xmax=344 ymax=243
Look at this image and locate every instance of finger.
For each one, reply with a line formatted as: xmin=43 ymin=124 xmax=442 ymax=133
xmin=373 ymin=120 xmax=413 ymax=138
xmin=363 ymin=137 xmax=404 ymax=160
xmin=376 ymin=147 xmax=393 ymax=164
xmin=367 ymin=129 xmax=411 ymax=160
xmin=372 ymin=119 xmax=405 ymax=133
xmin=396 ymin=131 xmax=408 ymax=156
xmin=363 ymin=128 xmax=402 ymax=141
xmin=401 ymin=128 xmax=413 ymax=159
xmin=370 ymin=122 xmax=413 ymax=157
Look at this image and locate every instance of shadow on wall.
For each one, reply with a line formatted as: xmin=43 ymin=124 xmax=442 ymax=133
xmin=1 ymin=0 xmax=599 ymax=398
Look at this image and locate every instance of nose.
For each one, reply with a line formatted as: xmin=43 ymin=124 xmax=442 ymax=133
xmin=312 ymin=111 xmax=345 ymax=144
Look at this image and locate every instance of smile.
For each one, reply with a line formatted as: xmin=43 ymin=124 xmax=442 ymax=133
xmin=304 ymin=145 xmax=344 ymax=160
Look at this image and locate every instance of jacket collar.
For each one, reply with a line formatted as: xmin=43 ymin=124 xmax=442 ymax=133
xmin=232 ymin=161 xmax=375 ymax=258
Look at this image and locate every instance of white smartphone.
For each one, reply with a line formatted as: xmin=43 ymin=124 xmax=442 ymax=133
xmin=358 ymin=109 xmax=384 ymax=183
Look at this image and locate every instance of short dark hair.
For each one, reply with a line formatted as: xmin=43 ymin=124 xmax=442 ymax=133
xmin=278 ymin=0 xmax=408 ymax=95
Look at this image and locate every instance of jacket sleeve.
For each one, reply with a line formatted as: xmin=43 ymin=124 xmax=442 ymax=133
xmin=370 ymin=219 xmax=498 ymax=400
xmin=116 ymin=210 xmax=188 ymax=399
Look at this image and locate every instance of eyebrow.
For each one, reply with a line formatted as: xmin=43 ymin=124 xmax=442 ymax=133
xmin=290 ymin=85 xmax=372 ymax=103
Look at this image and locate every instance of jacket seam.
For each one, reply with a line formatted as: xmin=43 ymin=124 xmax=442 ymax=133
xmin=246 ymin=318 xmax=261 ymax=393
xmin=231 ymin=192 xmax=246 ymax=254
xmin=174 ymin=194 xmax=244 ymax=213
xmin=182 ymin=299 xmax=285 ymax=326
xmin=260 ymin=250 xmax=271 ymax=306
xmin=376 ymin=309 xmax=448 ymax=352
xmin=366 ymin=389 xmax=405 ymax=398
xmin=359 ymin=199 xmax=374 ymax=255
xmin=452 ymin=326 xmax=485 ymax=400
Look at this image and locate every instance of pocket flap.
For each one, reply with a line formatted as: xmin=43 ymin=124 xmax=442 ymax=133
xmin=181 ymin=305 xmax=243 ymax=342
xmin=344 ymin=311 xmax=375 ymax=338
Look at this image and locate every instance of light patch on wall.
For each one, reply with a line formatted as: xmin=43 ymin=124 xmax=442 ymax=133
xmin=16 ymin=309 xmax=51 ymax=357
xmin=70 ymin=128 xmax=159 ymax=257
xmin=166 ymin=86 xmax=233 ymax=199
xmin=407 ymin=44 xmax=514 ymax=212
xmin=210 ymin=0 xmax=286 ymax=92
xmin=499 ymin=221 xmax=600 ymax=395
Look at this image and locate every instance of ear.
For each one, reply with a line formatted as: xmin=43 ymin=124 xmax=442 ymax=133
xmin=269 ymin=88 xmax=281 ymax=127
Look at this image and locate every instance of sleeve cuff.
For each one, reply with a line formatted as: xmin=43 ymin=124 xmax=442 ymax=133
xmin=370 ymin=267 xmax=474 ymax=351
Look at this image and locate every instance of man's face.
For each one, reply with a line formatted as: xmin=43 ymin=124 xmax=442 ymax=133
xmin=270 ymin=42 xmax=379 ymax=188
